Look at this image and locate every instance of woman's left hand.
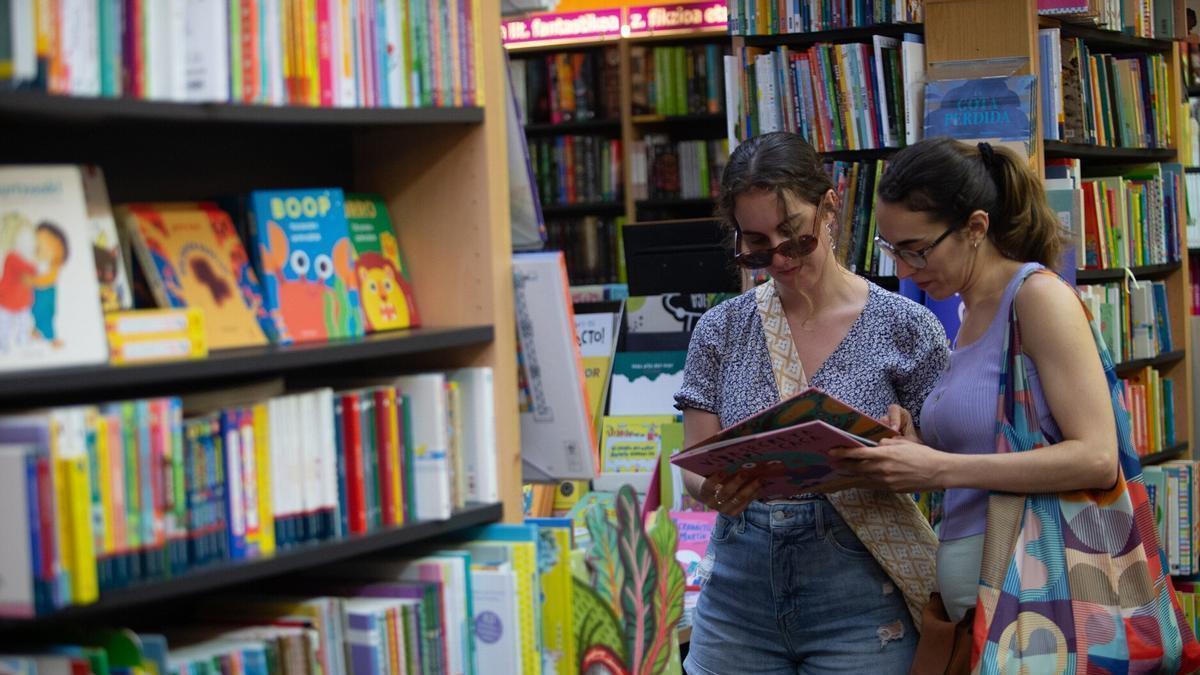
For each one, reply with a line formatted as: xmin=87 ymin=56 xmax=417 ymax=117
xmin=829 ymin=438 xmax=950 ymax=493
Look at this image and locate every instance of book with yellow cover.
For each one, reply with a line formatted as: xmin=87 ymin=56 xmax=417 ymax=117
xmin=117 ymin=203 xmax=272 ymax=350
xmin=526 ymin=518 xmax=577 ymax=674
xmin=601 ymin=415 xmax=680 ymax=474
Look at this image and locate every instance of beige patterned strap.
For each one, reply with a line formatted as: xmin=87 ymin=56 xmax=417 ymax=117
xmin=753 ymin=279 xmax=938 ymax=630
xmin=755 ymin=281 xmax=808 ymax=395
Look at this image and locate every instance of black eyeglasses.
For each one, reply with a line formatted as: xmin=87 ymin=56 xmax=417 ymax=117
xmin=733 ymin=201 xmax=824 ymax=269
xmin=874 ymin=226 xmax=958 ymax=270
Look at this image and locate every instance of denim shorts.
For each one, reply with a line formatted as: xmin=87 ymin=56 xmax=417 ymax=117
xmin=684 ymin=499 xmax=916 ymax=675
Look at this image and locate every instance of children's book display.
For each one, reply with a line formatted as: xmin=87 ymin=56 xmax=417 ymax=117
xmin=670 ymin=387 xmax=896 ymax=500
xmin=344 ymin=193 xmax=420 ymax=332
xmin=118 ymin=202 xmax=272 ymax=350
xmin=248 ymin=189 xmax=364 ymax=344
xmin=0 ymin=165 xmax=109 ymax=372
xmin=514 ymin=252 xmax=599 ymax=481
xmin=0 ymin=167 xmax=427 ymax=374
xmin=574 ymin=485 xmax=684 ymax=675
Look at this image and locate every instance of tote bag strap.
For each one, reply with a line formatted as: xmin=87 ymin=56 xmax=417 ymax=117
xmin=754 ymin=280 xmax=938 ymax=629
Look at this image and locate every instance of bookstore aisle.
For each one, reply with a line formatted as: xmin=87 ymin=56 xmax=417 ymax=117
xmin=0 ymin=0 xmax=536 ymax=670
xmin=7 ymin=0 xmax=1200 ymax=672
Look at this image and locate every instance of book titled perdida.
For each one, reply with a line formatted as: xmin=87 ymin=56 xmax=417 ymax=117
xmin=923 ymin=75 xmax=1037 ymax=158
xmin=248 ymin=188 xmax=364 ymax=344
xmin=670 ymin=387 xmax=896 ymax=499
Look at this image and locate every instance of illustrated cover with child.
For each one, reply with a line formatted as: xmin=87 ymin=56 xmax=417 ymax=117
xmin=343 ymin=193 xmax=420 ymax=332
xmin=0 ymin=165 xmax=108 ymax=372
xmin=670 ymin=387 xmax=897 ymax=499
xmin=248 ymin=188 xmax=364 ymax=344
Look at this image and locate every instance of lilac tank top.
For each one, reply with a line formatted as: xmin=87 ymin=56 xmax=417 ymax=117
xmin=920 ymin=262 xmax=1061 ymax=541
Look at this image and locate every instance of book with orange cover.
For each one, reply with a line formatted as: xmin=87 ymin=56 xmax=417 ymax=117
xmin=117 ymin=202 xmax=271 ymax=350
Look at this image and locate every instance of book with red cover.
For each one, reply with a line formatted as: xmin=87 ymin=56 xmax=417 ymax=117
xmin=340 ymin=392 xmax=367 ymax=534
xmin=670 ymin=387 xmax=896 ymax=500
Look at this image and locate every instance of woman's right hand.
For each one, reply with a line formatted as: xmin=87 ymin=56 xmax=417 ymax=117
xmin=696 ymin=470 xmax=761 ymax=515
xmin=881 ymin=404 xmax=921 ymax=443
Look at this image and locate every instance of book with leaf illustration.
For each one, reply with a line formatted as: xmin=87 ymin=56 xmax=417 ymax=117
xmin=670 ymin=387 xmax=896 ymax=499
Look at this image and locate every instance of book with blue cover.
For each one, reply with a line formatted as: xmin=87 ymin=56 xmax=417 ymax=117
xmin=923 ymin=75 xmax=1037 ymax=158
xmin=247 ymin=188 xmax=364 ymax=344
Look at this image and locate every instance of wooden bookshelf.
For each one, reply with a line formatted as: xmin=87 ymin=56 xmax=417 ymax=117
xmin=0 ymin=502 xmax=502 ymax=627
xmin=1074 ymin=262 xmax=1183 ymax=284
xmin=542 ymin=201 xmax=627 ymax=216
xmin=1054 ymin=22 xmax=1174 ymax=53
xmin=0 ymin=0 xmax=522 ymax=626
xmin=927 ymin=0 xmax=1194 ymax=463
xmin=0 ymin=90 xmax=487 ymax=126
xmin=635 ymin=197 xmax=720 ymax=210
xmin=1042 ymin=141 xmax=1177 ymax=163
xmin=525 ymin=118 xmax=623 ymax=135
xmin=741 ymin=22 xmax=922 ymax=48
xmin=1141 ymin=444 xmax=1191 ymax=466
xmin=630 ymin=112 xmax=727 ymax=126
xmin=0 ymin=326 xmax=494 ymax=408
xmin=507 ymin=29 xmax=731 ymax=286
xmin=1115 ymin=349 xmax=1188 ymax=376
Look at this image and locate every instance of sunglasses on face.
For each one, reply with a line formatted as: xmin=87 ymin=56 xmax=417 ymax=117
xmin=733 ymin=202 xmax=824 ymax=269
xmin=874 ymin=226 xmax=958 ymax=270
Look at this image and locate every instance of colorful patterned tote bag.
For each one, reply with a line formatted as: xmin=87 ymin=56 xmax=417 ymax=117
xmin=972 ymin=267 xmax=1200 ymax=674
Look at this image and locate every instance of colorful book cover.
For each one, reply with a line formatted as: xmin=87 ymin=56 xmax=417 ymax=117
xmin=574 ymin=301 xmax=623 ymax=431
xmin=248 ymin=188 xmax=363 ymax=344
xmin=670 ymin=510 xmax=717 ymax=588
xmin=923 ymin=75 xmax=1037 ymax=159
xmin=0 ymin=165 xmax=108 ymax=372
xmin=525 ymin=517 xmax=577 ymax=674
xmin=469 ymin=566 xmax=522 ymax=675
xmin=343 ymin=193 xmax=420 ymax=332
xmin=117 ymin=202 xmax=271 ymax=351
xmin=80 ymin=165 xmax=132 ymax=313
xmin=698 ymin=386 xmax=895 ymax=446
xmin=624 ymin=293 xmax=733 ymax=351
xmin=608 ymin=351 xmax=687 ymax=416
xmin=600 ymin=415 xmax=680 ymax=474
xmin=671 ymin=419 xmax=874 ymax=499
xmin=514 ymin=252 xmax=598 ymax=481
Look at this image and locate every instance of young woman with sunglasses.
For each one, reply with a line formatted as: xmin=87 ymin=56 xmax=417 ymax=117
xmin=832 ymin=137 xmax=1119 ymax=626
xmin=674 ymin=131 xmax=949 ymax=674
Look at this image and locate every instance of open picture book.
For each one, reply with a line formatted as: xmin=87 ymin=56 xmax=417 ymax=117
xmin=670 ymin=387 xmax=897 ymax=500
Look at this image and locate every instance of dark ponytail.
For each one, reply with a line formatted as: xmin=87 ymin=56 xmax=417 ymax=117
xmin=876 ymin=137 xmax=1066 ymax=267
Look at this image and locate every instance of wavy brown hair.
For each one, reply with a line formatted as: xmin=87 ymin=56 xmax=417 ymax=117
xmin=717 ymin=132 xmax=835 ymax=241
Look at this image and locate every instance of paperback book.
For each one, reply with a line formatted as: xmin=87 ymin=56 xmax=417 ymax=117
xmin=670 ymin=387 xmax=896 ymax=500
xmin=0 ymin=165 xmax=109 ymax=372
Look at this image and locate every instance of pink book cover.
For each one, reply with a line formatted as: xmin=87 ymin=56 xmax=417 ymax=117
xmin=670 ymin=511 xmax=717 ymax=589
xmin=670 ymin=420 xmax=879 ymax=500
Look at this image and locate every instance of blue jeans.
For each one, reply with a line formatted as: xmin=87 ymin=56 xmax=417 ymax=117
xmin=685 ymin=500 xmax=916 ymax=675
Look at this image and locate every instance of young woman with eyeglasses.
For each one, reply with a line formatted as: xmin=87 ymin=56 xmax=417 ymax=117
xmin=674 ymin=131 xmax=949 ymax=674
xmin=831 ymin=136 xmax=1120 ymax=625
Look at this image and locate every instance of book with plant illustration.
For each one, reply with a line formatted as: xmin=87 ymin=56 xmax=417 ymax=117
xmin=669 ymin=387 xmax=896 ymax=499
xmin=574 ymin=485 xmax=684 ymax=675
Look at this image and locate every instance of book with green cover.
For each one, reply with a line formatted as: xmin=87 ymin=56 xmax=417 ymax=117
xmin=343 ymin=193 xmax=420 ymax=332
